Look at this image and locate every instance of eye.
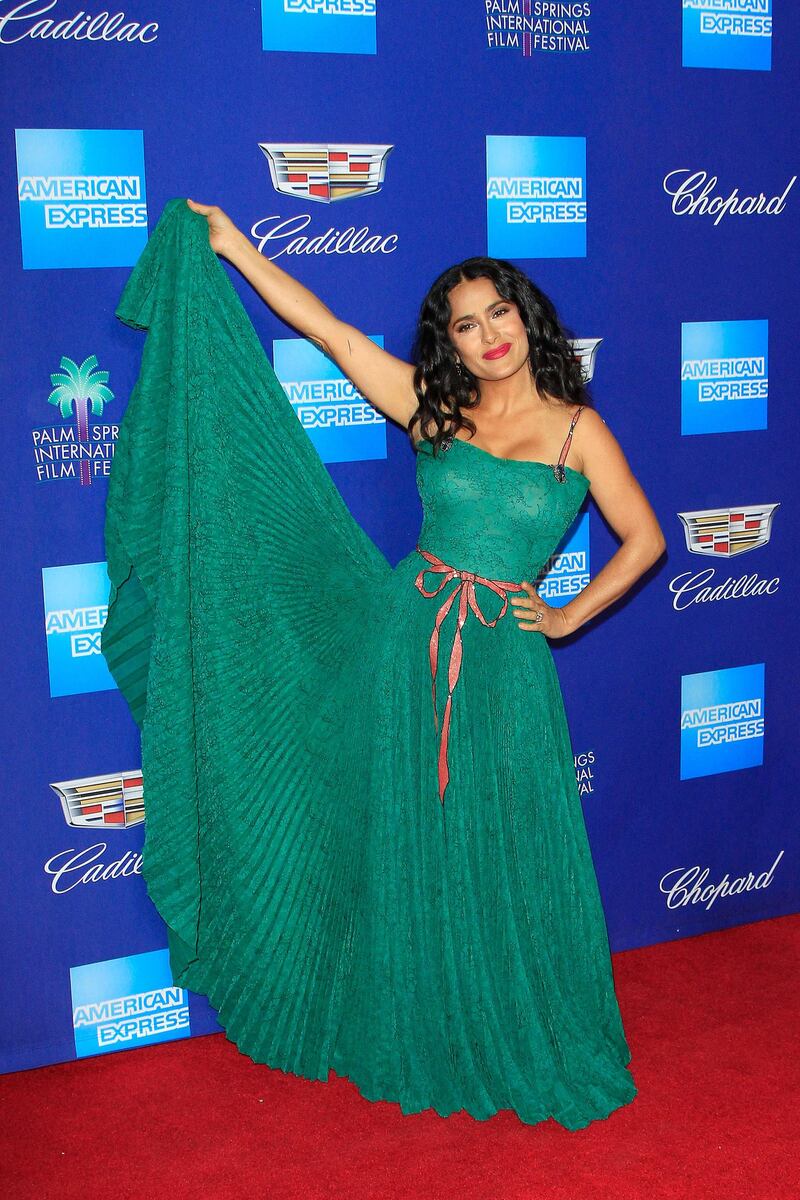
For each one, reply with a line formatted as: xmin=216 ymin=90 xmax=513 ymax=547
xmin=455 ymin=306 xmax=509 ymax=334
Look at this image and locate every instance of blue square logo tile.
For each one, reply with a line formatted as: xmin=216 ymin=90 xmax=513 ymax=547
xmin=42 ymin=561 xmax=116 ymax=698
xmin=682 ymin=1 xmax=772 ymax=71
xmin=15 ymin=128 xmax=148 ymax=269
xmin=536 ymin=510 xmax=590 ymax=607
xmin=70 ymin=949 xmax=190 ymax=1058
xmin=261 ymin=0 xmax=376 ymax=54
xmin=486 ymin=134 xmax=586 ymax=259
xmin=681 ymin=319 xmax=768 ymax=435
xmin=272 ymin=336 xmax=387 ymax=463
xmin=680 ymin=663 xmax=765 ymax=780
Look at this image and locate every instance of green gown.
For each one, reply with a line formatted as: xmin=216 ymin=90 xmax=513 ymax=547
xmin=101 ymin=198 xmax=637 ymax=1130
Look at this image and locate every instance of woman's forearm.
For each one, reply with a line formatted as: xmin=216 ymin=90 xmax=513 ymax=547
xmin=561 ymin=535 xmax=666 ymax=633
xmin=222 ymin=231 xmax=340 ymax=348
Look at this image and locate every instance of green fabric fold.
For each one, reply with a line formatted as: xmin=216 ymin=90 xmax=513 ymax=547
xmin=102 ymin=197 xmax=389 ymax=1002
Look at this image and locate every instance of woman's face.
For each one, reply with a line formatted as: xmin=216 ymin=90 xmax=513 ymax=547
xmin=446 ymin=275 xmax=530 ymax=382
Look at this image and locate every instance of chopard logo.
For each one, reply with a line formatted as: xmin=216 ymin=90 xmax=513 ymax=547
xmin=663 ymin=168 xmax=796 ymax=226
xmin=659 ymin=850 xmax=783 ymax=912
xmin=0 ymin=1 xmax=159 ymax=43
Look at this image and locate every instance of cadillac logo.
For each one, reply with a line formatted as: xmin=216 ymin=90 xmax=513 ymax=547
xmin=51 ymin=771 xmax=144 ymax=829
xmin=677 ymin=503 xmax=780 ymax=558
xmin=569 ymin=337 xmax=602 ymax=383
xmin=258 ymin=142 xmax=394 ymax=204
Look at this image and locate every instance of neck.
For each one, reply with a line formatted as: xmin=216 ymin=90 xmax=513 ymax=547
xmin=473 ymin=371 xmax=548 ymax=420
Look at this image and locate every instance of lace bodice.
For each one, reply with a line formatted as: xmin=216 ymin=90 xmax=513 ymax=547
xmin=415 ymin=426 xmax=590 ymax=581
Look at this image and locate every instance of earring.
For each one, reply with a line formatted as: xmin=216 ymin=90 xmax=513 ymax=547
xmin=455 ymin=358 xmax=465 ymax=375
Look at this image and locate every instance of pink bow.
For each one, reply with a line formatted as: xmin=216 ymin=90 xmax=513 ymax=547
xmin=414 ymin=547 xmax=522 ymax=804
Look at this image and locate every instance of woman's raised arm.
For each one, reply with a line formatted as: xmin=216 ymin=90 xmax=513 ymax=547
xmin=187 ymin=199 xmax=419 ymax=429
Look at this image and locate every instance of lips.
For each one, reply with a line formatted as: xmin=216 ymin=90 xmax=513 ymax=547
xmin=482 ymin=343 xmax=511 ymax=360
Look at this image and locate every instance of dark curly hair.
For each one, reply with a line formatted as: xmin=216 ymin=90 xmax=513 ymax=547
xmin=409 ymin=256 xmax=593 ymax=457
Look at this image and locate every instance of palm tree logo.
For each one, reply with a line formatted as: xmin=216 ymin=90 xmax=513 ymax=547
xmin=47 ymin=355 xmax=114 ymax=487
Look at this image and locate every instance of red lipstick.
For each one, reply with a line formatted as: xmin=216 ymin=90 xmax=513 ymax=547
xmin=483 ymin=343 xmax=511 ymax=361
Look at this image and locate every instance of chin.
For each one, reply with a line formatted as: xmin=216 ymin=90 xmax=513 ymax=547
xmin=476 ymin=354 xmax=523 ymax=376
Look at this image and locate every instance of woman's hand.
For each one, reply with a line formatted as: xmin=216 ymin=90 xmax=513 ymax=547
xmin=186 ymin=198 xmax=247 ymax=260
xmin=510 ymin=582 xmax=573 ymax=638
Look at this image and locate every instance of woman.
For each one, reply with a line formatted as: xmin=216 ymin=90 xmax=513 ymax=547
xmin=103 ymin=196 xmax=665 ymax=1130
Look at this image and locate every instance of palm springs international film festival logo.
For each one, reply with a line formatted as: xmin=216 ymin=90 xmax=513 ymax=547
xmin=261 ymin=0 xmax=376 ymax=55
xmin=254 ymin=142 xmax=397 ymax=259
xmin=15 ymin=128 xmax=147 ymax=269
xmin=486 ymin=134 xmax=586 ymax=259
xmin=41 ymin=561 xmax=115 ymax=697
xmin=682 ymin=0 xmax=772 ymax=71
xmin=70 ymin=949 xmax=190 ymax=1059
xmin=680 ymin=662 xmax=764 ymax=780
xmin=32 ymin=354 xmax=117 ymax=486
xmin=681 ymin=319 xmax=767 ymax=435
xmin=669 ymin=502 xmax=780 ymax=612
xmin=485 ymin=2 xmax=591 ymax=58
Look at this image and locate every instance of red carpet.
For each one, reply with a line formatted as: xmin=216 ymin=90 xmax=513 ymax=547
xmin=2 ymin=912 xmax=797 ymax=1200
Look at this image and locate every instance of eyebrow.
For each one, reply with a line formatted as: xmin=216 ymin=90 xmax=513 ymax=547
xmin=450 ymin=299 xmax=507 ymax=326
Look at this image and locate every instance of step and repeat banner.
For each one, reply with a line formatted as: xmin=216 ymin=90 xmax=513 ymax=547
xmin=2 ymin=2 xmax=798 ymax=1074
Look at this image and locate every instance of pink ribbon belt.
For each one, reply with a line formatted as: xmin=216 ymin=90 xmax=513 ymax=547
xmin=414 ymin=546 xmax=523 ymax=805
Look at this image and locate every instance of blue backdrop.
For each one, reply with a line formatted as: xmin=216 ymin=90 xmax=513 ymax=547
xmin=2 ymin=1 xmax=797 ymax=1074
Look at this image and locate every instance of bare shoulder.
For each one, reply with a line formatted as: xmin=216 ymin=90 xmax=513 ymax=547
xmin=575 ymin=403 xmax=604 ymax=432
xmin=572 ymin=405 xmax=628 ymax=475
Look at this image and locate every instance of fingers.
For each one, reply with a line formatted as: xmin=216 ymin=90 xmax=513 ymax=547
xmin=186 ymin=199 xmax=215 ymax=214
xmin=510 ymin=581 xmax=539 ymax=613
xmin=511 ymin=605 xmax=545 ymax=629
xmin=510 ymin=581 xmax=546 ymax=632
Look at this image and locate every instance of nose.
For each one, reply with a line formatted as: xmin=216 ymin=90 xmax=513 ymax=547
xmin=480 ymin=322 xmax=499 ymax=344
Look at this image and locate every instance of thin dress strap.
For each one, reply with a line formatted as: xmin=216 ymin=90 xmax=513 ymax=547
xmin=554 ymin=405 xmax=585 ymax=479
